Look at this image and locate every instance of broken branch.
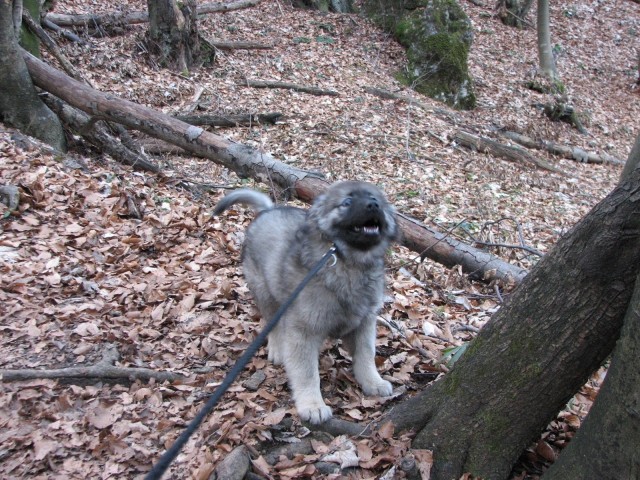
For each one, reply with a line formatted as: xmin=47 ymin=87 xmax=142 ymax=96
xmin=0 ymin=344 xmax=186 ymax=383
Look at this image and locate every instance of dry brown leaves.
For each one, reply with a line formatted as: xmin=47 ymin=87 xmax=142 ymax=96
xmin=1 ymin=0 xmax=638 ymax=477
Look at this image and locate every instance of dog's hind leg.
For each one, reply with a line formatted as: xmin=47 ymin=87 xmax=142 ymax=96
xmin=342 ymin=318 xmax=393 ymax=397
xmin=283 ymin=333 xmax=332 ymax=424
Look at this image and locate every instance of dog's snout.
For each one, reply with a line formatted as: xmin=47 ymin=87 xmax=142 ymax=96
xmin=367 ymin=197 xmax=379 ymax=211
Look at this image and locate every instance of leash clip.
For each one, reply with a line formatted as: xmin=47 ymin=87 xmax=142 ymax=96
xmin=328 ymin=245 xmax=338 ymax=267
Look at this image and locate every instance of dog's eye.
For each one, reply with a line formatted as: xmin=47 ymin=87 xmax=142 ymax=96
xmin=341 ymin=197 xmax=352 ymax=207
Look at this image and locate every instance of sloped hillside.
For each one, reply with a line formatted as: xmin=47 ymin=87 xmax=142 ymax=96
xmin=0 ymin=0 xmax=638 ymax=477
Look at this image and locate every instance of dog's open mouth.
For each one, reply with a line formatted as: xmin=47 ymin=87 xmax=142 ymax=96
xmin=352 ymin=223 xmax=380 ymax=236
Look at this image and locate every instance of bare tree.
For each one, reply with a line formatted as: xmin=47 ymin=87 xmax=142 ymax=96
xmin=536 ymin=0 xmax=557 ymax=79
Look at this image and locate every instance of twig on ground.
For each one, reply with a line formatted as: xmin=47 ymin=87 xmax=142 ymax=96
xmin=0 ymin=344 xmax=187 ymax=383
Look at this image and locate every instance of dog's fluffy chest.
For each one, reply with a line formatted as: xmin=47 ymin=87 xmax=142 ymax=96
xmin=311 ymin=261 xmax=383 ymax=337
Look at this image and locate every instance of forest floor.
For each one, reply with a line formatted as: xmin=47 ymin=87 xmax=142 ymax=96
xmin=1 ymin=0 xmax=638 ymax=478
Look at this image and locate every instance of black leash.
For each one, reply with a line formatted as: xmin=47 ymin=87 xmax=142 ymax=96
xmin=145 ymin=245 xmax=338 ymax=480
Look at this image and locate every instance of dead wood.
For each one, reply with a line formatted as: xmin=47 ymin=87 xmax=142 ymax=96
xmin=22 ymin=11 xmax=84 ymax=82
xmin=501 ymin=130 xmax=626 ymax=165
xmin=41 ymin=16 xmax=84 ymax=43
xmin=23 ymin=52 xmax=527 ymax=284
xmin=453 ymin=130 xmax=571 ymax=176
xmin=242 ymin=79 xmax=340 ymax=97
xmin=44 ymin=0 xmax=262 ymax=28
xmin=174 ymin=112 xmax=283 ymax=127
xmin=44 ymin=96 xmax=160 ymax=172
xmin=0 ymin=344 xmax=186 ymax=383
xmin=24 ymin=51 xmax=314 ymax=189
xmin=205 ymin=39 xmax=275 ymax=50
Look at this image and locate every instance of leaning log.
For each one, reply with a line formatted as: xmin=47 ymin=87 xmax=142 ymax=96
xmin=23 ymin=52 xmax=527 ymax=284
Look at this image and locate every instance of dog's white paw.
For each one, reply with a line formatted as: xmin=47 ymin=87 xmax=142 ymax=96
xmin=267 ymin=348 xmax=284 ymax=365
xmin=297 ymin=402 xmax=333 ymax=424
xmin=362 ymin=379 xmax=393 ymax=397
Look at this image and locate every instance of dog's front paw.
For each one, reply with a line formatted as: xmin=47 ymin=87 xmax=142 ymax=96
xmin=297 ymin=402 xmax=333 ymax=424
xmin=267 ymin=348 xmax=284 ymax=366
xmin=362 ymin=379 xmax=393 ymax=397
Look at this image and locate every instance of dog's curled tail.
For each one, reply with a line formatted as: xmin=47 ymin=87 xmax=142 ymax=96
xmin=212 ymin=189 xmax=274 ymax=216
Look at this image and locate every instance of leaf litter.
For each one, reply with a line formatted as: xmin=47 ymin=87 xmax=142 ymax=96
xmin=1 ymin=0 xmax=638 ymax=478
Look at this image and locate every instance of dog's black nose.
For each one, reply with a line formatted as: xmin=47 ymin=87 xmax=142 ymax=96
xmin=367 ymin=197 xmax=379 ymax=211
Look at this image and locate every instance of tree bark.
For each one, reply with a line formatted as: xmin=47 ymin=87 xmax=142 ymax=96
xmin=22 ymin=52 xmax=527 ymax=285
xmin=0 ymin=0 xmax=66 ymax=151
xmin=543 ymin=272 xmax=640 ymax=479
xmin=619 ymin=132 xmax=640 ymax=184
xmin=386 ymin=167 xmax=640 ymax=479
xmin=537 ymin=0 xmax=557 ymax=79
xmin=147 ymin=0 xmax=203 ymax=72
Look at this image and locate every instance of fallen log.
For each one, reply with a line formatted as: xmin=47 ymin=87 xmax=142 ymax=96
xmin=501 ymin=130 xmax=626 ymax=165
xmin=44 ymin=96 xmax=160 ymax=172
xmin=24 ymin=51 xmax=312 ymax=189
xmin=453 ymin=130 xmax=570 ymax=176
xmin=174 ymin=112 xmax=283 ymax=127
xmin=241 ymin=79 xmax=340 ymax=97
xmin=23 ymin=52 xmax=527 ymax=284
xmin=45 ymin=0 xmax=262 ymax=28
xmin=206 ymin=39 xmax=275 ymax=50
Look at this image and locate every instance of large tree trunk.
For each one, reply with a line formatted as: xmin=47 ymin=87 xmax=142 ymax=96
xmin=542 ymin=136 xmax=640 ymax=479
xmin=0 ymin=0 xmax=65 ymax=151
xmin=22 ymin=52 xmax=528 ymax=285
xmin=387 ymin=167 xmax=640 ymax=479
xmin=543 ymin=271 xmax=640 ymax=479
xmin=147 ymin=0 xmax=207 ymax=72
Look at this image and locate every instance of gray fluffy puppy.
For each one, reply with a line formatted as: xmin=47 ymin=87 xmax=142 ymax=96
xmin=213 ymin=181 xmax=398 ymax=424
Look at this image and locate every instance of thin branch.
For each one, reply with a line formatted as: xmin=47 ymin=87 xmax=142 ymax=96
xmin=0 ymin=344 xmax=187 ymax=383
